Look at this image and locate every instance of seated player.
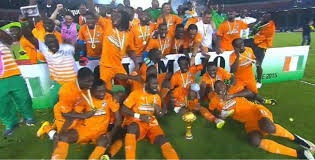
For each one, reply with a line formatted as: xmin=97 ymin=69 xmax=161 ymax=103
xmin=209 ymin=80 xmax=315 ymax=159
xmin=36 ymin=68 xmax=95 ymax=139
xmin=121 ymin=75 xmax=179 ymax=159
xmin=200 ymin=61 xmax=235 ymax=100
xmin=170 ymin=56 xmax=203 ymax=100
xmin=50 ymin=80 xmax=122 ymax=159
xmin=173 ymin=83 xmax=225 ymax=128
xmin=230 ymin=38 xmax=276 ymax=105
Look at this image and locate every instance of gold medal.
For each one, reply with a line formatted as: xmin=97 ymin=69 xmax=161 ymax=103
xmin=91 ymin=43 xmax=96 ymax=49
xmin=143 ymin=41 xmax=147 ymax=45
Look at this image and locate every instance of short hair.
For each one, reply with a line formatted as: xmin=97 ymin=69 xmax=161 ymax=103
xmin=202 ymin=9 xmax=212 ymax=17
xmin=146 ymin=65 xmax=158 ymax=77
xmin=162 ymin=2 xmax=170 ymax=9
xmin=148 ymin=48 xmax=161 ymax=59
xmin=187 ymin=24 xmax=198 ymax=31
xmin=94 ymin=65 xmax=100 ymax=80
xmin=146 ymin=74 xmax=158 ymax=84
xmin=92 ymin=79 xmax=105 ymax=89
xmin=118 ymin=10 xmax=130 ymax=31
xmin=44 ymin=34 xmax=57 ymax=42
xmin=43 ymin=18 xmax=54 ymax=25
xmin=207 ymin=61 xmax=216 ymax=68
xmin=85 ymin=11 xmax=98 ymax=19
xmin=232 ymin=38 xmax=243 ymax=47
xmin=77 ymin=67 xmax=93 ymax=80
xmin=177 ymin=56 xmax=190 ymax=64
xmin=175 ymin=24 xmax=184 ymax=30
xmin=64 ymin=11 xmax=73 ymax=17
xmin=214 ymin=80 xmax=224 ymax=89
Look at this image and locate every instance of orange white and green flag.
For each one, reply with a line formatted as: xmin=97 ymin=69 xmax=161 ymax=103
xmin=283 ymin=55 xmax=304 ymax=72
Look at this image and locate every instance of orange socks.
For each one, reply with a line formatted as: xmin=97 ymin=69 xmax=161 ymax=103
xmin=259 ymin=139 xmax=297 ymax=158
xmin=88 ymin=146 xmax=106 ymax=160
xmin=199 ymin=107 xmax=215 ymax=122
xmin=51 ymin=141 xmax=69 ymax=160
xmin=109 ymin=139 xmax=123 ymax=157
xmin=125 ymin=133 xmax=136 ymax=159
xmin=272 ymin=124 xmax=294 ymax=140
xmin=161 ymin=142 xmax=179 ymax=160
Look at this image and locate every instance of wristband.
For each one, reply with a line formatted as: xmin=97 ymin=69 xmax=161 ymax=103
xmin=134 ymin=113 xmax=140 ymax=119
xmin=174 ymin=107 xmax=181 ymax=113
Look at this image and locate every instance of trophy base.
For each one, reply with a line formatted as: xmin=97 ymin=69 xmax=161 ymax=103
xmin=185 ymin=135 xmax=193 ymax=140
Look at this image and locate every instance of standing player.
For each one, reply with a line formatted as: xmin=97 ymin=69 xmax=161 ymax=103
xmin=171 ymin=24 xmax=185 ymax=54
xmin=249 ymin=13 xmax=276 ymax=88
xmin=210 ymin=80 xmax=315 ymax=159
xmin=130 ymin=11 xmax=155 ymax=64
xmin=157 ymin=3 xmax=182 ymax=34
xmin=122 ymin=75 xmax=179 ymax=159
xmin=100 ymin=10 xmax=138 ymax=91
xmin=216 ymin=11 xmax=247 ymax=53
xmin=146 ymin=23 xmax=173 ymax=56
xmin=78 ymin=12 xmax=104 ymax=71
xmin=195 ymin=10 xmax=215 ymax=52
xmin=183 ymin=24 xmax=203 ymax=65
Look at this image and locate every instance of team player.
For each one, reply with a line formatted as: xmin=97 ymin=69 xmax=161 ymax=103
xmin=146 ymin=23 xmax=173 ymax=56
xmin=173 ymin=83 xmax=225 ymax=128
xmin=100 ymin=10 xmax=138 ymax=91
xmin=130 ymin=11 xmax=155 ymax=63
xmin=50 ymin=80 xmax=122 ymax=159
xmin=157 ymin=3 xmax=182 ymax=34
xmin=216 ymin=11 xmax=247 ymax=53
xmin=210 ymin=80 xmax=315 ymax=159
xmin=183 ymin=24 xmax=203 ymax=65
xmin=122 ymin=75 xmax=179 ymax=159
xmin=78 ymin=12 xmax=104 ymax=70
xmin=249 ymin=13 xmax=276 ymax=88
xmin=32 ymin=18 xmax=62 ymax=43
xmin=230 ymin=38 xmax=276 ymax=105
xmin=37 ymin=68 xmax=95 ymax=138
xmin=171 ymin=24 xmax=185 ymax=54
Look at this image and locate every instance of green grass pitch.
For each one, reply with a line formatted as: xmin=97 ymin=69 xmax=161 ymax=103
xmin=0 ymin=32 xmax=314 ymax=159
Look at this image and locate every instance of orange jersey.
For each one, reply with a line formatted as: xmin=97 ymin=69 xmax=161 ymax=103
xmin=229 ymin=47 xmax=256 ymax=81
xmin=217 ymin=20 xmax=247 ymax=51
xmin=130 ymin=24 xmax=155 ymax=56
xmin=100 ymin=29 xmax=133 ymax=67
xmin=170 ymin=65 xmax=203 ymax=89
xmin=171 ymin=38 xmax=184 ymax=54
xmin=83 ymin=94 xmax=120 ymax=134
xmin=209 ymin=95 xmax=259 ymax=123
xmin=78 ymin=24 xmax=104 ymax=58
xmin=32 ymin=21 xmax=63 ymax=43
xmin=157 ymin=14 xmax=182 ymax=32
xmin=146 ymin=34 xmax=173 ymax=55
xmin=183 ymin=32 xmax=203 ymax=49
xmin=130 ymin=18 xmax=140 ymax=29
xmin=184 ymin=17 xmax=199 ymax=30
xmin=200 ymin=67 xmax=231 ymax=91
xmin=20 ymin=36 xmax=45 ymax=64
xmin=124 ymin=88 xmax=161 ymax=117
xmin=79 ymin=15 xmax=86 ymax=25
xmin=97 ymin=16 xmax=113 ymax=36
xmin=254 ymin=21 xmax=276 ymax=49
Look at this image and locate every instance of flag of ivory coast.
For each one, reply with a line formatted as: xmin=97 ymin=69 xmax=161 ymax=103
xmin=283 ymin=55 xmax=304 ymax=72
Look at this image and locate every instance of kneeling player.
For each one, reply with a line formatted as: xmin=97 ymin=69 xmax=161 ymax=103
xmin=210 ymin=80 xmax=315 ymax=159
xmin=121 ymin=75 xmax=179 ymax=159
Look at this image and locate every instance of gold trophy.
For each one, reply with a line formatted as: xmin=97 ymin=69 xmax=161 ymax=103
xmin=182 ymin=111 xmax=197 ymax=140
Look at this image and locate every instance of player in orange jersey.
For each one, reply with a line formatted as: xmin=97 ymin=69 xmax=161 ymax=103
xmin=157 ymin=3 xmax=182 ymax=34
xmin=216 ymin=11 xmax=247 ymax=53
xmin=209 ymin=80 xmax=315 ymax=159
xmin=100 ymin=10 xmax=139 ymax=91
xmin=50 ymin=80 xmax=123 ymax=159
xmin=199 ymin=61 xmax=235 ymax=100
xmin=146 ymin=23 xmax=173 ymax=56
xmin=171 ymin=24 xmax=185 ymax=54
xmin=130 ymin=11 xmax=155 ymax=64
xmin=78 ymin=12 xmax=104 ymax=70
xmin=230 ymin=38 xmax=276 ymax=105
xmin=121 ymin=75 xmax=179 ymax=159
xmin=173 ymin=83 xmax=225 ymax=129
xmin=183 ymin=24 xmax=203 ymax=65
xmin=32 ymin=18 xmax=62 ymax=43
